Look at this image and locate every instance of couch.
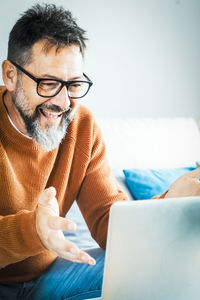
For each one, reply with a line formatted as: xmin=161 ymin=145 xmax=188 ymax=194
xmin=65 ymin=117 xmax=200 ymax=249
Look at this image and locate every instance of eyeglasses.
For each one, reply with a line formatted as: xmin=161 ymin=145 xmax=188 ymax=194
xmin=9 ymin=60 xmax=93 ymax=99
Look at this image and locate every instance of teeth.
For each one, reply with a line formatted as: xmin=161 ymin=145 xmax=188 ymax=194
xmin=42 ymin=109 xmax=62 ymax=118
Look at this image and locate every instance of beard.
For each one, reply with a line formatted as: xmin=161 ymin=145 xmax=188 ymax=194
xmin=12 ymin=80 xmax=72 ymax=152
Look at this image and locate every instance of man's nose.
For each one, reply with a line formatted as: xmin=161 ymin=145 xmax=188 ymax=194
xmin=50 ymin=85 xmax=71 ymax=110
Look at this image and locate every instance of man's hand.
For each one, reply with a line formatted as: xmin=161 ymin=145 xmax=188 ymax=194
xmin=36 ymin=187 xmax=96 ymax=265
xmin=164 ymin=167 xmax=200 ymax=198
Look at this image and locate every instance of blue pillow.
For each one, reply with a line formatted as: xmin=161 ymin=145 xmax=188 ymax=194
xmin=123 ymin=167 xmax=196 ymax=200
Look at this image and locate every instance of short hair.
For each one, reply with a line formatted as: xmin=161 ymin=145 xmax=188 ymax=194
xmin=7 ymin=3 xmax=87 ymax=66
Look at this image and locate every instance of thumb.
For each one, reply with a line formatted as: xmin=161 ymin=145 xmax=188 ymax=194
xmin=38 ymin=187 xmax=59 ymax=215
xmin=38 ymin=187 xmax=57 ymax=205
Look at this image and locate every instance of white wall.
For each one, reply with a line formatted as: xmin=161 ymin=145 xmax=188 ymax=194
xmin=0 ymin=0 xmax=199 ymax=118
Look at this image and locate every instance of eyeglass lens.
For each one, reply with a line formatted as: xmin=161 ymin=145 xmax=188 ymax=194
xmin=38 ymin=80 xmax=90 ymax=98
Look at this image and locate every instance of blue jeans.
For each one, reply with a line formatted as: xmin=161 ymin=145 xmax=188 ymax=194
xmin=0 ymin=248 xmax=105 ymax=300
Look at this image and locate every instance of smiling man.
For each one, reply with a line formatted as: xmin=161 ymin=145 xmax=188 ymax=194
xmin=0 ymin=4 xmax=128 ymax=299
xmin=1 ymin=3 xmax=200 ymax=300
xmin=4 ymin=40 xmax=87 ymax=151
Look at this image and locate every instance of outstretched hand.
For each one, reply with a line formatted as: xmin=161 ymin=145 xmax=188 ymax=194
xmin=164 ymin=167 xmax=200 ymax=198
xmin=36 ymin=187 xmax=96 ymax=265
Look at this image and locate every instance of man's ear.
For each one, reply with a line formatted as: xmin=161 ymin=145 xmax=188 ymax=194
xmin=2 ymin=60 xmax=18 ymax=91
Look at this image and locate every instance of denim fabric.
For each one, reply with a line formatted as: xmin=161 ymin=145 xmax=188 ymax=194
xmin=0 ymin=248 xmax=105 ymax=300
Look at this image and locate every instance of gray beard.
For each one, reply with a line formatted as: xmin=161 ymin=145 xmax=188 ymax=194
xmin=12 ymin=82 xmax=72 ymax=152
xmin=27 ymin=113 xmax=71 ymax=152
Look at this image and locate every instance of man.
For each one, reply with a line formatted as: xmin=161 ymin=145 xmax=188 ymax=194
xmin=0 ymin=3 xmax=128 ymax=299
xmin=0 ymin=3 xmax=200 ymax=300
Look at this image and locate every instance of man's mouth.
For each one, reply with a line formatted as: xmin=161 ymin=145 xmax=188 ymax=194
xmin=39 ymin=108 xmax=63 ymax=119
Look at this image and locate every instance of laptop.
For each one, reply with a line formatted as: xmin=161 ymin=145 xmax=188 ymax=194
xmin=89 ymin=196 xmax=200 ymax=300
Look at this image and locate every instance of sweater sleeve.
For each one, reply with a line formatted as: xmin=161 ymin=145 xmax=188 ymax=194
xmin=0 ymin=209 xmax=45 ymax=269
xmin=76 ymin=120 xmax=128 ymax=249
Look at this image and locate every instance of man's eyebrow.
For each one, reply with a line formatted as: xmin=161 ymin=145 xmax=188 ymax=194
xmin=40 ymin=74 xmax=83 ymax=81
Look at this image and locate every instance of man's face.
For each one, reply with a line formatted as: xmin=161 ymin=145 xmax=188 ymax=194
xmin=11 ymin=41 xmax=84 ymax=151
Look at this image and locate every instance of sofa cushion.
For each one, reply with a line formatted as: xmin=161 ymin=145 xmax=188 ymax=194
xmin=112 ymin=168 xmax=134 ymax=200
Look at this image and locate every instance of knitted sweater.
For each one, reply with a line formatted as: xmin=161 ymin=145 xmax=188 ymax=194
xmin=0 ymin=86 xmax=127 ymax=283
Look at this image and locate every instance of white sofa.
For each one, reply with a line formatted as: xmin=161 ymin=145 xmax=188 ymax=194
xmin=65 ymin=117 xmax=200 ymax=249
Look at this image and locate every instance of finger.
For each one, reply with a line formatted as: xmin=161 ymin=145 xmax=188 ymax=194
xmin=44 ymin=186 xmax=57 ymax=199
xmin=56 ymin=248 xmax=96 ymax=265
xmin=48 ymin=234 xmax=96 ymax=265
xmin=38 ymin=196 xmax=59 ymax=215
xmin=51 ymin=248 xmax=96 ymax=265
xmin=78 ymin=250 xmax=96 ymax=265
xmin=48 ymin=233 xmax=80 ymax=255
xmin=48 ymin=216 xmax=76 ymax=231
xmin=39 ymin=187 xmax=56 ymax=205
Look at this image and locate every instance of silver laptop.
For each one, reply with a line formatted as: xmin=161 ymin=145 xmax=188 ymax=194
xmin=90 ymin=196 xmax=200 ymax=300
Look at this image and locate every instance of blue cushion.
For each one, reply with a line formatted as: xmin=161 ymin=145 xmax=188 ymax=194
xmin=123 ymin=167 xmax=196 ymax=200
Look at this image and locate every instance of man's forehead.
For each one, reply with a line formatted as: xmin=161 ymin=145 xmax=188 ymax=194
xmin=28 ymin=41 xmax=83 ymax=79
xmin=31 ymin=40 xmax=82 ymax=58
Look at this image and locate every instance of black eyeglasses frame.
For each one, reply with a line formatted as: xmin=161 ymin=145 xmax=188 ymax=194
xmin=9 ymin=60 xmax=93 ymax=99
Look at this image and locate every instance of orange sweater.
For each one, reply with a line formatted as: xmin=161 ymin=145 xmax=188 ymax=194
xmin=0 ymin=86 xmax=127 ymax=283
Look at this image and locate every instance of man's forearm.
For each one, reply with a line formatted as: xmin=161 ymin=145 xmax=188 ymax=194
xmin=0 ymin=209 xmax=44 ymax=269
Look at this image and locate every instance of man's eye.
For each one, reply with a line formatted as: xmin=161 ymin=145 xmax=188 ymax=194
xmin=40 ymin=81 xmax=60 ymax=89
xmin=41 ymin=82 xmax=58 ymax=86
xmin=71 ymin=83 xmax=81 ymax=88
xmin=45 ymin=83 xmax=56 ymax=86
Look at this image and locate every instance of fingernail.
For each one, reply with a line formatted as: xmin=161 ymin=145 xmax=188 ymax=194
xmin=89 ymin=258 xmax=96 ymax=265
